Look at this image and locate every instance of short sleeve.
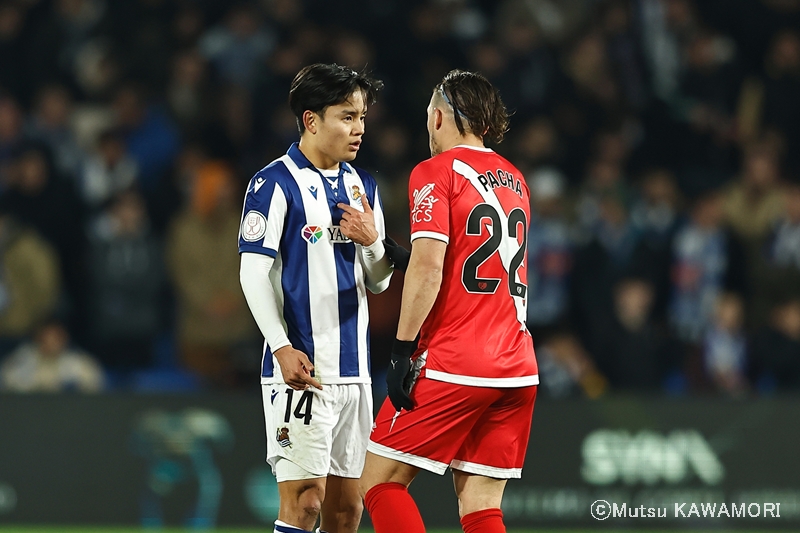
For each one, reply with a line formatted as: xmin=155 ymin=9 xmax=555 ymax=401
xmin=408 ymin=159 xmax=451 ymax=243
xmin=238 ymin=171 xmax=288 ymax=257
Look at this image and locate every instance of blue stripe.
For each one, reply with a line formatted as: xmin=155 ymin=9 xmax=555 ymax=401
xmin=277 ymin=167 xmax=315 ymax=366
xmin=262 ymin=344 xmax=274 ymax=377
xmin=335 ymin=239 xmax=359 ymax=376
xmin=240 ymin=246 xmax=277 ymax=258
xmin=325 ymin=178 xmax=359 ymax=377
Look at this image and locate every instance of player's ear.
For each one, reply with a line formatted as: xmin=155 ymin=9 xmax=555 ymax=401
xmin=434 ymin=108 xmax=444 ymax=131
xmin=302 ymin=110 xmax=317 ymax=134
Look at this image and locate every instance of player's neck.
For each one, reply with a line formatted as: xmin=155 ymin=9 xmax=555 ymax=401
xmin=298 ymin=138 xmax=340 ymax=171
xmin=442 ymin=134 xmax=485 ymax=153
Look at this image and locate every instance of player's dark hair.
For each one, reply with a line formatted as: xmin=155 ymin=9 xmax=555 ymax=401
xmin=289 ymin=63 xmax=384 ymax=134
xmin=436 ymin=69 xmax=510 ymax=144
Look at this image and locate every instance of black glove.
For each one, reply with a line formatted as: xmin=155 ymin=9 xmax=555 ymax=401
xmin=386 ymin=339 xmax=416 ymax=411
xmin=383 ymin=235 xmax=411 ymax=272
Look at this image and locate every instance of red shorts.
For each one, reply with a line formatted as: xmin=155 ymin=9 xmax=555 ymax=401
xmin=367 ymin=374 xmax=537 ymax=479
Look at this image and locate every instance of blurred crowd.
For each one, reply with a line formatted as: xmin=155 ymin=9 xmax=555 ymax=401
xmin=1 ymin=0 xmax=800 ymax=396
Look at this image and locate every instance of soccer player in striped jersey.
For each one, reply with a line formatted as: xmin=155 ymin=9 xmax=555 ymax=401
xmin=238 ymin=64 xmax=392 ymax=533
xmin=359 ymin=70 xmax=539 ymax=533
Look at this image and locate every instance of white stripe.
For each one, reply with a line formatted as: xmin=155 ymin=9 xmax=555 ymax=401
xmin=345 ymin=169 xmax=371 ymax=378
xmin=263 ymin=183 xmax=287 ymax=252
xmin=425 ymin=369 xmax=539 ymax=387
xmin=452 ymin=159 xmax=527 ymax=330
xmin=282 ymin=155 xmax=341 ymax=379
xmin=367 ymin=441 xmax=449 ymax=475
xmin=411 ymin=230 xmax=449 ymax=244
xmin=450 ymin=459 xmax=522 ymax=479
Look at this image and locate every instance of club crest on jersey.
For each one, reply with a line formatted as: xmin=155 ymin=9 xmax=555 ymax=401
xmin=276 ymin=427 xmax=292 ymax=448
xmin=302 ymin=225 xmax=323 ymax=244
xmin=350 ymin=185 xmax=363 ymax=204
xmin=241 ymin=210 xmax=267 ymax=242
xmin=412 ymin=183 xmax=439 ymax=223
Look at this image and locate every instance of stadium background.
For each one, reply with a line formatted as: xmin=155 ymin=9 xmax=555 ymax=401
xmin=1 ymin=0 xmax=800 ymax=531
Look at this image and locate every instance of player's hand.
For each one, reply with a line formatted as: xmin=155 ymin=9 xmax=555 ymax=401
xmin=386 ymin=339 xmax=416 ymax=411
xmin=383 ymin=235 xmax=411 ymax=272
xmin=273 ymin=345 xmax=323 ymax=391
xmin=338 ymin=196 xmax=379 ymax=247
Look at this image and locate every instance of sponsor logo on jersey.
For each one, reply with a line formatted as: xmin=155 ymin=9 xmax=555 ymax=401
xmin=328 ymin=225 xmax=352 ymax=244
xmin=302 ymin=225 xmax=323 ymax=244
xmin=276 ymin=427 xmax=292 ymax=448
xmin=308 ymin=185 xmax=318 ymax=199
xmin=241 ymin=210 xmax=267 ymax=242
xmin=412 ymin=183 xmax=439 ymax=223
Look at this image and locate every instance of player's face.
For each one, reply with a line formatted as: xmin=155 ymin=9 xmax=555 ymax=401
xmin=314 ymin=90 xmax=367 ymax=167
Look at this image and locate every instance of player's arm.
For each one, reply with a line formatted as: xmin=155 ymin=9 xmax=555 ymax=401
xmin=386 ymin=237 xmax=446 ymax=411
xmin=338 ymin=196 xmax=393 ymax=293
xmin=396 ymin=237 xmax=447 ymax=340
xmin=239 ymin=253 xmax=321 ymax=390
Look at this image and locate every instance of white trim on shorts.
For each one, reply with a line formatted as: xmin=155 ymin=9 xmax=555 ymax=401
xmin=367 ymin=441 xmax=449 ymax=475
xmin=274 ymin=457 xmax=324 ymax=483
xmin=425 ymin=369 xmax=539 ymax=387
xmin=450 ymin=459 xmax=522 ymax=479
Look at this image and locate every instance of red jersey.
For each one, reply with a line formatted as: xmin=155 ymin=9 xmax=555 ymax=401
xmin=408 ymin=145 xmax=538 ymax=387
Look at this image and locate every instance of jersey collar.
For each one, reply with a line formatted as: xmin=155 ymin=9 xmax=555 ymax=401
xmin=452 ymin=144 xmax=493 ymax=152
xmin=287 ymin=142 xmax=353 ymax=175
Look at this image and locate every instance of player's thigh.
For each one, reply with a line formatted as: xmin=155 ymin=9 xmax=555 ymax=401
xmin=328 ymin=383 xmax=373 ymax=478
xmin=452 ymin=470 xmax=507 ymax=517
xmin=452 ymin=385 xmax=537 ymax=478
xmin=368 ymin=376 xmax=502 ymax=474
xmin=262 ymin=383 xmax=337 ymax=477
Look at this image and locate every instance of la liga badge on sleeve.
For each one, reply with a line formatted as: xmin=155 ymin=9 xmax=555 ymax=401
xmin=242 ymin=210 xmax=267 ymax=242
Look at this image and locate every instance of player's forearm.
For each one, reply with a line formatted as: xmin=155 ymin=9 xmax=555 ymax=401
xmin=239 ymin=252 xmax=291 ymax=352
xmin=360 ymin=238 xmax=393 ymax=293
xmin=396 ymin=241 xmax=446 ymax=341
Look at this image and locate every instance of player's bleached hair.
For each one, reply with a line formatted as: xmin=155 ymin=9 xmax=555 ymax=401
xmin=435 ymin=69 xmax=510 ymax=144
xmin=289 ymin=63 xmax=384 ymax=134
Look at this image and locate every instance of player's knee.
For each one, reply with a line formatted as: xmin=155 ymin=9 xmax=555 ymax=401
xmin=297 ymin=483 xmax=325 ymax=519
xmin=344 ymin=496 xmax=364 ymax=521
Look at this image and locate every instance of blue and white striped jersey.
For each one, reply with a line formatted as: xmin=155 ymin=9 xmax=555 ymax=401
xmin=238 ymin=143 xmax=388 ymax=385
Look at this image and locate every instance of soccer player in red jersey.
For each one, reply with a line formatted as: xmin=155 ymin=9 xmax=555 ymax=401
xmin=360 ymin=70 xmax=538 ymax=533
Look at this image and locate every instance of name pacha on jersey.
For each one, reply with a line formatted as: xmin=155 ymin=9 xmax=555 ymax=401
xmin=476 ymin=170 xmax=523 ymax=198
